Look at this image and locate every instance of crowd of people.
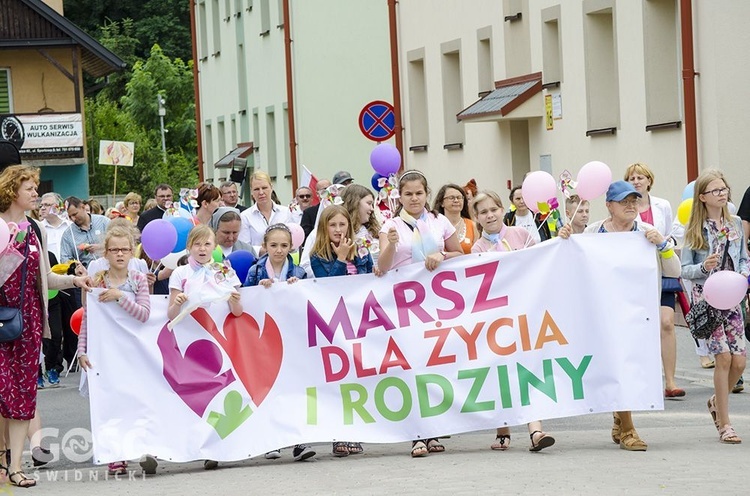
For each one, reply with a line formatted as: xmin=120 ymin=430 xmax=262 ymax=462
xmin=1 ymin=157 xmax=749 ymax=486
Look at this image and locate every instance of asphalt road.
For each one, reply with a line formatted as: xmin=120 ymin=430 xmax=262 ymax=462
xmin=15 ymin=325 xmax=748 ymax=495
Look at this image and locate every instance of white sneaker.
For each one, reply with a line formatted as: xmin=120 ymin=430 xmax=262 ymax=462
xmin=139 ymin=454 xmax=158 ymax=474
xmin=264 ymin=450 xmax=282 ymax=459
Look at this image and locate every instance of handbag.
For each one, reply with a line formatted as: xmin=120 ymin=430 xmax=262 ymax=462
xmin=685 ymin=299 xmax=725 ymax=340
xmin=685 ymin=240 xmax=731 ymax=341
xmin=0 ymin=226 xmax=31 ymax=343
xmin=661 ymin=277 xmax=683 ymax=293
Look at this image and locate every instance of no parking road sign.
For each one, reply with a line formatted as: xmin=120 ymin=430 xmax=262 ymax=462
xmin=358 ymin=100 xmax=395 ymax=142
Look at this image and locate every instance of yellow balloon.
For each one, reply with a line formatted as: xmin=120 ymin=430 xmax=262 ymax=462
xmin=677 ymin=198 xmax=693 ymax=225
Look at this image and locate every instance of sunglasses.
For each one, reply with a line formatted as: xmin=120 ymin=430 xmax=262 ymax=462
xmin=298 ymin=194 xmax=312 ymax=199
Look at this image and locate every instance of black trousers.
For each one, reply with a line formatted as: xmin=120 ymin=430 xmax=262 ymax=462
xmin=43 ymin=295 xmax=64 ymax=373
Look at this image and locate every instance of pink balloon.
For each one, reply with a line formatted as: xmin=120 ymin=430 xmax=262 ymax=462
xmin=287 ymin=223 xmax=305 ymax=251
xmin=0 ymin=217 xmax=9 ymax=253
xmin=703 ymin=271 xmax=748 ymax=310
xmin=522 ymin=171 xmax=557 ymax=213
xmin=576 ymin=161 xmax=612 ymax=200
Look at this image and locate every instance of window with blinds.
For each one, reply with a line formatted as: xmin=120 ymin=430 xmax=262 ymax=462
xmin=0 ymin=69 xmax=12 ymax=113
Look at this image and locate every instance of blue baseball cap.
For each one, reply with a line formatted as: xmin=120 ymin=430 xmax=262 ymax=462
xmin=606 ymin=181 xmax=642 ymax=202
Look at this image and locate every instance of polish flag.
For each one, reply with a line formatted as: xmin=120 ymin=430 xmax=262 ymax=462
xmin=301 ymin=165 xmax=319 ymax=205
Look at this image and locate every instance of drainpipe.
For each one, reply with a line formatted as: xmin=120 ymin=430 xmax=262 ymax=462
xmin=190 ymin=0 xmax=205 ymax=182
xmin=680 ymin=0 xmax=698 ymax=181
xmin=283 ymin=0 xmax=299 ymax=193
xmin=387 ymin=0 xmax=404 ymax=171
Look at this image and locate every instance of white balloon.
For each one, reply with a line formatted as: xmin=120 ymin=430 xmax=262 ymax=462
xmin=161 ymin=250 xmax=188 ymax=270
xmin=728 ymin=202 xmax=737 ymax=215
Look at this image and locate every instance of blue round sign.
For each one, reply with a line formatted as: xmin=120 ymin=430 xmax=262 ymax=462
xmin=358 ymin=101 xmax=396 ymax=142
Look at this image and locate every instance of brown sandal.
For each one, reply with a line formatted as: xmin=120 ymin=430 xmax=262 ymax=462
xmin=529 ymin=430 xmax=555 ymax=452
xmin=619 ymin=429 xmax=648 ymax=451
xmin=9 ymin=471 xmax=37 ymax=488
xmin=611 ymin=412 xmax=622 ymax=444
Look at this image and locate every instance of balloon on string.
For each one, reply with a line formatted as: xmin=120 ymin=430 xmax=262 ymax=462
xmin=371 ymin=173 xmax=385 ymax=191
xmin=70 ymin=307 xmax=84 ymax=335
xmin=161 ymin=250 xmax=187 ymax=270
xmin=212 ymin=246 xmax=223 ymax=263
xmin=141 ymin=219 xmax=178 ymax=260
xmin=226 ymin=250 xmax=256 ymax=283
xmin=521 ymin=171 xmax=557 ymax=213
xmin=287 ymin=223 xmax=305 ymax=251
xmin=676 ymin=198 xmax=692 ymax=225
xmin=48 ymin=289 xmax=59 ymax=299
xmin=0 ymin=217 xmax=9 ymax=253
xmin=167 ymin=217 xmax=194 ymax=252
xmin=576 ymin=161 xmax=612 ymax=200
xmin=370 ymin=143 xmax=401 ymax=176
xmin=703 ymin=271 xmax=748 ymax=310
xmin=682 ymin=181 xmax=696 ymax=201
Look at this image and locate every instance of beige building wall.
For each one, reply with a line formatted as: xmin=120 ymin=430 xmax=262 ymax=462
xmin=397 ymin=0 xmax=750 ymax=219
xmin=1 ymin=48 xmax=77 ymax=113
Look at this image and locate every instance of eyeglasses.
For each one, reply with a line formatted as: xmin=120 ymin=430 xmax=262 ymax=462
xmin=107 ymin=247 xmax=132 ymax=254
xmin=444 ymin=195 xmax=464 ymax=202
xmin=297 ymin=194 xmax=312 ymax=199
xmin=703 ymin=187 xmax=730 ymax=197
xmin=616 ymin=198 xmax=639 ymax=206
xmin=39 ymin=203 xmax=57 ymax=208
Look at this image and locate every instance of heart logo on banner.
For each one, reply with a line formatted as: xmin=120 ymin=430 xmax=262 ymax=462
xmin=157 ymin=308 xmax=284 ymax=436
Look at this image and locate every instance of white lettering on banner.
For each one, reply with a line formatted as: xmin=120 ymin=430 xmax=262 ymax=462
xmin=86 ymin=233 xmax=663 ymax=464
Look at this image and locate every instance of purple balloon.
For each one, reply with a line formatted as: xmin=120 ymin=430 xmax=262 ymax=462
xmin=141 ymin=219 xmax=178 ymax=260
xmin=370 ymin=143 xmax=401 ymax=176
xmin=371 ymin=172 xmax=385 ymax=191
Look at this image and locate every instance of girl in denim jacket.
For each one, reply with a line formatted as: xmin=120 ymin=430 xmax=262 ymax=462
xmin=682 ymin=169 xmax=749 ymax=444
xmin=309 ymin=205 xmax=373 ymax=277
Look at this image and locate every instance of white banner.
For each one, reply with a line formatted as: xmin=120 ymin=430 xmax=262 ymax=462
xmin=0 ymin=113 xmax=84 ymax=159
xmin=87 ymin=233 xmax=663 ymax=464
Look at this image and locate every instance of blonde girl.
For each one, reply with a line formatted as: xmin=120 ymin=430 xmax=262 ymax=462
xmin=341 ymin=184 xmax=381 ymax=266
xmin=470 ymin=191 xmax=555 ymax=452
xmin=682 ymin=169 xmax=749 ymax=444
xmin=310 ymin=205 xmax=373 ymax=277
xmin=168 ymin=225 xmax=243 ymax=321
xmin=77 ymin=226 xmax=151 ymax=475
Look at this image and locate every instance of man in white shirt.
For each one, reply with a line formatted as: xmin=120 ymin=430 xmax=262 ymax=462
xmin=39 ymin=192 xmax=71 ymax=261
xmin=289 ymin=186 xmax=313 ymax=224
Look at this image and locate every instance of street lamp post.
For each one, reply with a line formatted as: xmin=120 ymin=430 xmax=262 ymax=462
xmin=157 ymin=94 xmax=167 ymax=163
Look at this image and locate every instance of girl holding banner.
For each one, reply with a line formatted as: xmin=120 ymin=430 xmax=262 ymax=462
xmin=470 ymin=191 xmax=556 ymax=452
xmin=377 ymin=170 xmax=463 ymax=457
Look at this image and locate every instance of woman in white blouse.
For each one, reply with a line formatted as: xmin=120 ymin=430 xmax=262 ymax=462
xmin=238 ymin=171 xmax=291 ymax=253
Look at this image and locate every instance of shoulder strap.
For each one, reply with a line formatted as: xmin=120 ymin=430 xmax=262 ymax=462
xmin=720 ymin=238 xmax=731 ymax=270
xmin=26 ymin=216 xmax=42 ymax=244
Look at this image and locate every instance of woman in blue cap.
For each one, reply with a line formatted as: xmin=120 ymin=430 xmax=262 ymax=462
xmin=559 ymin=180 xmax=681 ymax=451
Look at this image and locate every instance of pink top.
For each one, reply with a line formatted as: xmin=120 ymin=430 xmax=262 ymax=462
xmin=640 ymin=206 xmax=654 ymax=226
xmin=78 ymin=270 xmax=151 ymax=356
xmin=380 ymin=213 xmax=456 ymax=269
xmin=471 ymin=225 xmax=534 ymax=253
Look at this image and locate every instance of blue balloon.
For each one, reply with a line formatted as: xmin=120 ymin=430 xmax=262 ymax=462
xmin=166 ymin=216 xmax=194 ymax=253
xmin=682 ymin=181 xmax=695 ymax=201
xmin=371 ymin=172 xmax=385 ymax=191
xmin=226 ymin=250 xmax=256 ymax=283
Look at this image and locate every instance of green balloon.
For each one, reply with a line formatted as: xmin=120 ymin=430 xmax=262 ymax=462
xmin=48 ymin=289 xmax=59 ymax=299
xmin=291 ymin=251 xmax=300 ymax=265
xmin=212 ymin=247 xmax=224 ymax=263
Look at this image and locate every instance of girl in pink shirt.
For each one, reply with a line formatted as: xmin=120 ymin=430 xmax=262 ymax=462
xmin=471 ymin=191 xmax=556 ymax=453
xmin=377 ymin=170 xmax=463 ymax=457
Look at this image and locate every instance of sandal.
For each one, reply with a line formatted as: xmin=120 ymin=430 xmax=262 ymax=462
xmin=529 ymin=430 xmax=555 ymax=452
xmin=410 ymin=440 xmax=428 ymax=458
xmin=332 ymin=441 xmax=349 ymax=457
xmin=719 ymin=425 xmax=742 ymax=444
xmin=611 ymin=412 xmax=621 ymax=444
xmin=708 ymin=395 xmax=720 ymax=431
xmin=108 ymin=461 xmax=128 ymax=475
xmin=347 ymin=442 xmax=364 ymax=454
xmin=619 ymin=429 xmax=648 ymax=451
xmin=491 ymin=434 xmax=511 ymax=451
xmin=8 ymin=471 xmax=37 ymax=488
xmin=426 ymin=438 xmax=445 ymax=453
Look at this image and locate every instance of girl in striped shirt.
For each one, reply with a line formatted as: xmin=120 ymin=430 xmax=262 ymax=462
xmin=77 ymin=225 xmax=151 ymax=475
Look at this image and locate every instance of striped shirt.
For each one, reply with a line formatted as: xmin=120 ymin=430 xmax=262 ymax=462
xmin=77 ymin=270 xmax=151 ymax=356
